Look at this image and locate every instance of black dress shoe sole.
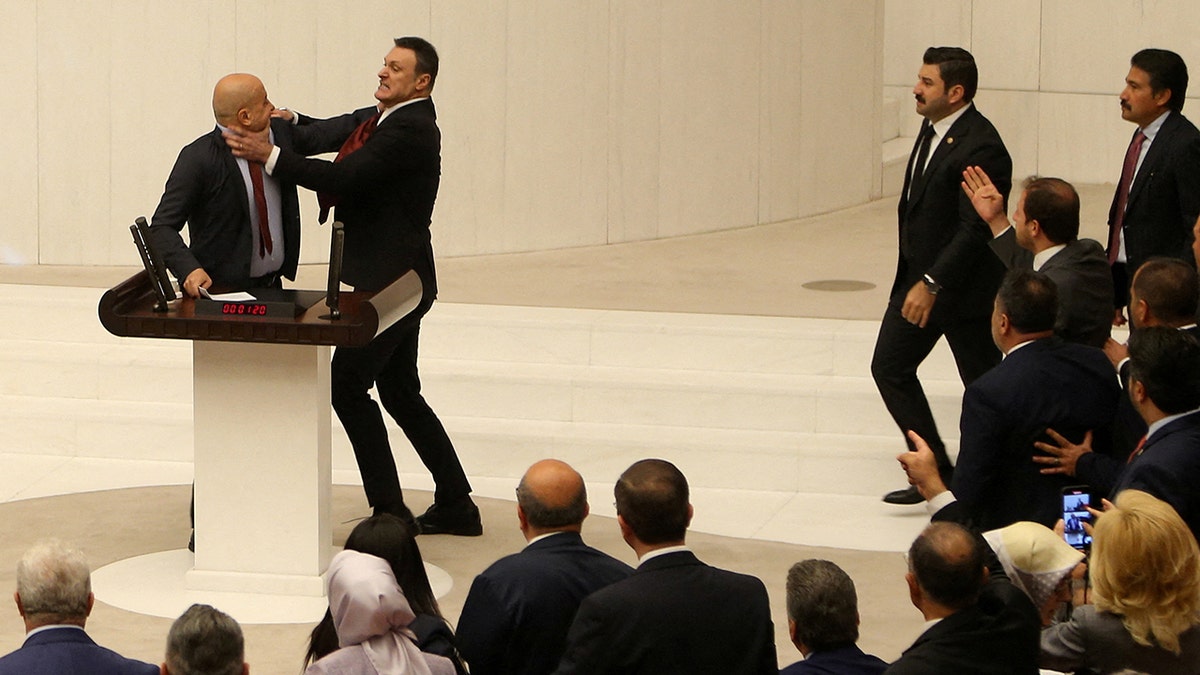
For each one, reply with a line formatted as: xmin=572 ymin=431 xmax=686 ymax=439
xmin=415 ymin=517 xmax=483 ymax=536
xmin=882 ymin=487 xmax=924 ymax=505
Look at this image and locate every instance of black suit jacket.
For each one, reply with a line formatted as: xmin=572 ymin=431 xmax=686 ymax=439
xmin=989 ymin=233 xmax=1113 ymax=347
xmin=1112 ymin=411 xmax=1200 ymax=538
xmin=277 ymin=99 xmax=440 ymax=295
xmin=1107 ymin=111 xmax=1200 ymax=302
xmin=894 ymin=106 xmax=1011 ymax=318
xmin=148 ymin=118 xmax=315 ymax=288
xmin=951 ymin=338 xmax=1120 ymax=530
xmin=0 ymin=627 xmax=158 ymax=675
xmin=554 ymin=550 xmax=777 ymax=675
xmin=455 ymin=532 xmax=633 ymax=675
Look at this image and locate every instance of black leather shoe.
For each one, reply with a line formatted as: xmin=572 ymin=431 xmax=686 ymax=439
xmin=882 ymin=486 xmax=924 ymax=505
xmin=416 ymin=498 xmax=483 ymax=536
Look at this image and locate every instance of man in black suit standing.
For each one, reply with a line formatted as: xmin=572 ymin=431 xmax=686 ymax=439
xmin=1038 ymin=327 xmax=1200 ymax=540
xmin=554 ymin=459 xmax=777 ymax=674
xmin=229 ymin=37 xmax=480 ymax=535
xmin=885 ymin=521 xmax=1040 ymax=675
xmin=963 ymin=169 xmax=1113 ymax=348
xmin=1108 ymin=48 xmax=1200 ymax=325
xmin=907 ymin=270 xmax=1119 ymax=530
xmin=873 ymin=46 xmax=1013 ymax=504
xmin=456 ymin=460 xmax=632 ymax=675
xmin=149 ymin=73 xmax=308 ymax=297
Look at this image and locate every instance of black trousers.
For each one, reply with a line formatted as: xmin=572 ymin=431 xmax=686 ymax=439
xmin=870 ymin=302 xmax=1000 ymax=472
xmin=331 ymin=300 xmax=471 ymax=512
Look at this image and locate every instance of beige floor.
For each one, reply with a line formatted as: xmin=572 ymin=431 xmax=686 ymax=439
xmin=0 ymin=186 xmax=1116 ymax=673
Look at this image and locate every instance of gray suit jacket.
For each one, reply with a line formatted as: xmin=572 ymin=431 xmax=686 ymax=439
xmin=1040 ymin=604 xmax=1200 ymax=674
xmin=989 ymin=233 xmax=1113 ymax=347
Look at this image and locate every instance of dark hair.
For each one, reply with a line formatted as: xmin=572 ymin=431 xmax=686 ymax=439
xmin=165 ymin=604 xmax=244 ymax=675
xmin=997 ymin=269 xmax=1058 ymax=334
xmin=1022 ymin=177 xmax=1079 ymax=244
xmin=1127 ymin=326 xmax=1200 ymax=414
xmin=614 ymin=459 xmax=689 ymax=545
xmin=394 ymin=36 xmax=439 ymax=90
xmin=516 ymin=475 xmax=587 ymax=529
xmin=923 ymin=46 xmax=978 ymax=102
xmin=304 ymin=514 xmax=444 ymax=666
xmin=1133 ymin=257 xmax=1200 ymax=324
xmin=1131 ymin=48 xmax=1188 ymax=112
xmin=786 ymin=560 xmax=859 ymax=652
xmin=908 ymin=522 xmax=987 ymax=611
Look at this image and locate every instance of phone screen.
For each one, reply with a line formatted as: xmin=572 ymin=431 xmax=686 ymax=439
xmin=1062 ymin=487 xmax=1092 ymax=551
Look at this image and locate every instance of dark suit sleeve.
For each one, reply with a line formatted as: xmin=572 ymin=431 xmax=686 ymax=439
xmin=290 ymin=106 xmax=379 ymax=156
xmin=454 ymin=576 xmax=509 ymax=675
xmin=950 ymin=383 xmax=1007 ymax=522
xmin=927 ymin=136 xmax=1012 ymax=291
xmin=987 ymin=227 xmax=1031 ymax=270
xmin=553 ymin=596 xmax=615 ymax=675
xmin=274 ymin=114 xmax=436 ymax=201
xmin=147 ymin=144 xmax=206 ymax=281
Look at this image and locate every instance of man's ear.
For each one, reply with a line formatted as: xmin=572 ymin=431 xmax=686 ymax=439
xmin=13 ymin=592 xmax=23 ymax=618
xmin=947 ymin=83 xmax=966 ymax=106
xmin=905 ymin=571 xmax=922 ymax=608
xmin=415 ymin=73 xmax=432 ymax=93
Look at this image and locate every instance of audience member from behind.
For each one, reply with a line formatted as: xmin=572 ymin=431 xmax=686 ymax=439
xmin=306 ymin=550 xmax=455 ymax=675
xmin=1041 ymin=490 xmax=1200 ymax=674
xmin=162 ymin=604 xmax=247 ymax=675
xmin=555 ymin=458 xmax=776 ymax=674
xmin=886 ymin=521 xmax=1040 ymax=674
xmin=0 ymin=539 xmax=158 ymax=674
xmin=781 ymin=559 xmax=886 ymax=674
xmin=456 ymin=459 xmax=631 ymax=675
xmin=305 ymin=514 xmax=464 ymax=674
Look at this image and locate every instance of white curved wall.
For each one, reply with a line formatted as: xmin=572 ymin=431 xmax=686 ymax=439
xmin=0 ymin=0 xmax=883 ymax=267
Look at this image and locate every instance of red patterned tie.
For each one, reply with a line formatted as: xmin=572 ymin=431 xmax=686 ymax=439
xmin=318 ymin=113 xmax=380 ymax=223
xmin=1108 ymin=129 xmax=1147 ymax=264
xmin=248 ymin=161 xmax=272 ymax=256
xmin=1126 ymin=434 xmax=1147 ymax=464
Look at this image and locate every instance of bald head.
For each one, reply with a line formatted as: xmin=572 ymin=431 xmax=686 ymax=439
xmin=212 ymin=73 xmax=273 ymax=132
xmin=907 ymin=521 xmax=986 ymax=612
xmin=516 ymin=459 xmax=588 ymax=535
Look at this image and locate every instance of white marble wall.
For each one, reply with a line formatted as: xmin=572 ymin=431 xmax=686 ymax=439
xmin=0 ymin=0 xmax=882 ymax=268
xmin=884 ymin=0 xmax=1200 ymax=185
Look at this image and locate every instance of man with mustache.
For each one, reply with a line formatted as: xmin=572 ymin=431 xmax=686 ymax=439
xmin=1107 ymin=48 xmax=1200 ymax=326
xmin=872 ymin=46 xmax=1013 ymax=505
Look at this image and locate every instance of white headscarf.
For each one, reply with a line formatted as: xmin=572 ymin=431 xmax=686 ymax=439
xmin=983 ymin=521 xmax=1084 ymax=613
xmin=325 ymin=549 xmax=433 ymax=675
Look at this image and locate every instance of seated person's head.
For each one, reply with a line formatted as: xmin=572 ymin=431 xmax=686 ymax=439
xmin=614 ymin=459 xmax=691 ymax=545
xmin=1091 ymin=490 xmax=1200 ymax=654
xmin=1131 ymin=257 xmax=1199 ymax=327
xmin=15 ymin=539 xmax=92 ymax=629
xmin=163 ymin=604 xmax=247 ymax=675
xmin=906 ymin=521 xmax=987 ymax=614
xmin=516 ymin=459 xmax=589 ymax=534
xmin=785 ymin=559 xmax=860 ymax=656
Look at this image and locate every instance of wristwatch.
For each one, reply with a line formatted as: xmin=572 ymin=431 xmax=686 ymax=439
xmin=922 ymin=274 xmax=941 ymax=296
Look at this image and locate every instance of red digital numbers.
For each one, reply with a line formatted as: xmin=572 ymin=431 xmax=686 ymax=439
xmin=221 ymin=303 xmax=267 ymax=316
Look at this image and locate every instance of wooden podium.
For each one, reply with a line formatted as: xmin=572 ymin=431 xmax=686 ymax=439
xmin=98 ymin=270 xmax=421 ymax=596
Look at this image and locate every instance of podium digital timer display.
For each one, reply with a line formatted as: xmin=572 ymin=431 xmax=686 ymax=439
xmin=194 ymin=298 xmax=303 ymax=318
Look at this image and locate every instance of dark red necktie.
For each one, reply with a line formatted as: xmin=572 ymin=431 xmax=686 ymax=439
xmin=248 ymin=161 xmax=272 ymax=257
xmin=1108 ymin=129 xmax=1147 ymax=263
xmin=1126 ymin=434 xmax=1147 ymax=464
xmin=318 ymin=113 xmax=380 ymax=223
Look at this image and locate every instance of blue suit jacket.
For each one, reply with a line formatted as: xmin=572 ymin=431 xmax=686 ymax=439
xmin=1113 ymin=411 xmax=1200 ymax=538
xmin=951 ymin=338 xmax=1120 ymax=530
xmin=456 ymin=531 xmax=632 ymax=675
xmin=0 ymin=626 xmax=158 ymax=675
xmin=554 ymin=550 xmax=777 ymax=675
xmin=780 ymin=644 xmax=888 ymax=674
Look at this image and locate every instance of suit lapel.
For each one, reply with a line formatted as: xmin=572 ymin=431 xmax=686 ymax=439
xmin=211 ymin=127 xmax=252 ymax=225
xmin=906 ymin=108 xmax=975 ymax=211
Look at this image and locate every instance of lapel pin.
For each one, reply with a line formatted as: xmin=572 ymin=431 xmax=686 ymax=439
xmin=946 ymin=137 xmax=954 ymax=144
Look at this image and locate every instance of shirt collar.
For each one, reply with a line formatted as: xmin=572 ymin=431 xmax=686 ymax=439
xmin=1146 ymin=408 xmax=1200 ymax=441
xmin=1032 ymin=243 xmax=1067 ymax=271
xmin=378 ymin=96 xmax=429 ymax=125
xmin=524 ymin=531 xmax=568 ymax=548
xmin=26 ymin=624 xmax=85 ymax=639
xmin=1140 ymin=109 xmax=1171 ymax=140
xmin=930 ymin=102 xmax=973 ymax=140
xmin=638 ymin=544 xmax=690 ymax=566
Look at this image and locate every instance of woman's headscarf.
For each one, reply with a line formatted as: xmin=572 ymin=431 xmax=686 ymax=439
xmin=984 ymin=520 xmax=1084 ymax=612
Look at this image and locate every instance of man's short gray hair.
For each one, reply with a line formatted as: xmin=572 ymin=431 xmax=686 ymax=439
xmin=165 ymin=604 xmax=245 ymax=675
xmin=785 ymin=559 xmax=860 ymax=651
xmin=15 ymin=539 xmax=91 ymax=621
